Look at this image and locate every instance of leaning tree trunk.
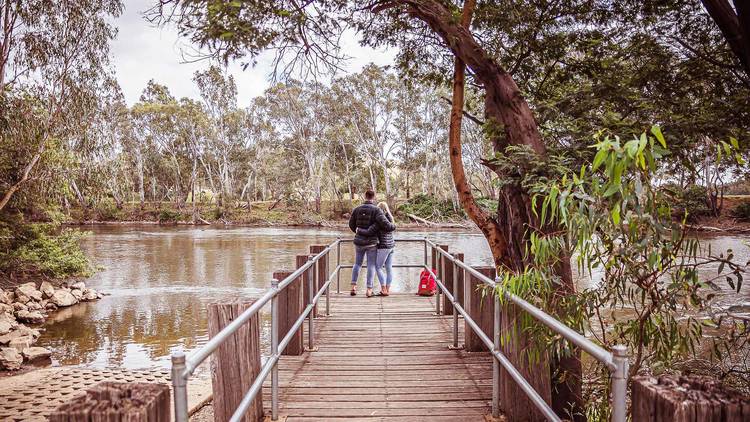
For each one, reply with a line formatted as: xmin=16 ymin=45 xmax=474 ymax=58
xmin=380 ymin=0 xmax=583 ymax=420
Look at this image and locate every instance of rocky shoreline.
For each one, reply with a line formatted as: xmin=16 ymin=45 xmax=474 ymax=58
xmin=0 ymin=281 xmax=102 ymax=371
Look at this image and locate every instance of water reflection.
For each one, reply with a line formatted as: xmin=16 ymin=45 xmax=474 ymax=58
xmin=39 ymin=226 xmax=492 ymax=370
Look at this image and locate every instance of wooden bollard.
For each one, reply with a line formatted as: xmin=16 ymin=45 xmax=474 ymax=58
xmin=632 ymin=374 xmax=750 ymax=421
xmin=49 ymin=382 xmax=170 ymax=422
xmin=430 ymin=244 xmax=449 ymax=281
xmin=274 ymin=270 xmax=304 ymax=355
xmin=297 ymin=254 xmax=316 ymax=318
xmin=441 ymin=251 xmax=455 ymax=315
xmin=207 ymin=299 xmax=264 ymax=422
xmin=500 ymin=287 xmax=551 ymax=422
xmin=463 ymin=266 xmax=495 ymax=352
xmin=310 ymin=245 xmax=329 ymax=316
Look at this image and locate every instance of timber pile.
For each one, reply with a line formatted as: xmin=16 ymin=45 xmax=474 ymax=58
xmin=49 ymin=382 xmax=170 ymax=422
xmin=632 ymin=374 xmax=750 ymax=421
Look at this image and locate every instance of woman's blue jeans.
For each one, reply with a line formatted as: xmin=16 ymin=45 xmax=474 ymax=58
xmin=351 ymin=245 xmax=378 ymax=289
xmin=376 ymin=248 xmax=394 ymax=287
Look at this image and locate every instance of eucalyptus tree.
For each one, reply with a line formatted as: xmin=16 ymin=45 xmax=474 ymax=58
xmin=335 ymin=64 xmax=401 ymax=201
xmin=194 ymin=66 xmax=249 ymax=208
xmin=255 ymin=81 xmax=330 ymax=212
xmin=0 ymin=0 xmax=123 ymax=213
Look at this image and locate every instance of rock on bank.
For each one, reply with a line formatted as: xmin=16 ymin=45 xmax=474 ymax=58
xmin=0 ymin=280 xmax=102 ymax=371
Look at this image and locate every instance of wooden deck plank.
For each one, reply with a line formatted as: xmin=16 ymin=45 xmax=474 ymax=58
xmin=261 ymin=292 xmax=494 ymax=420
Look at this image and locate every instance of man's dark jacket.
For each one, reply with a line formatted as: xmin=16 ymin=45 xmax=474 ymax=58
xmin=348 ymin=201 xmax=383 ymax=247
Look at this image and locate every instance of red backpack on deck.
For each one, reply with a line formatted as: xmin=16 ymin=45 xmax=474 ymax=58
xmin=417 ymin=268 xmax=438 ymax=296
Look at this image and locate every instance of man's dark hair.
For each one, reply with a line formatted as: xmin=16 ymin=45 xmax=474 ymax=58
xmin=364 ymin=190 xmax=375 ymax=200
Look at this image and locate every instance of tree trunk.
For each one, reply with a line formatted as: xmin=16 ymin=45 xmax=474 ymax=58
xmin=381 ymin=0 xmax=583 ymax=419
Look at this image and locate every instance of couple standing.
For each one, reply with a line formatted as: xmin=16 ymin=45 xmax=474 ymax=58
xmin=348 ymin=190 xmax=396 ymax=297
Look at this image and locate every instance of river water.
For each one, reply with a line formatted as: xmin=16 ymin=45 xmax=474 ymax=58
xmin=37 ymin=225 xmax=749 ymax=371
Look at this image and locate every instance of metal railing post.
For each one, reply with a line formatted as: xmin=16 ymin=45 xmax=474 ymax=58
xmin=270 ymin=278 xmax=280 ymax=420
xmin=307 ymin=257 xmax=315 ymax=350
xmin=171 ymin=351 xmax=189 ymax=422
xmin=492 ymin=295 xmax=501 ymax=417
xmin=452 ymin=260 xmax=459 ymax=348
xmin=336 ymin=238 xmax=341 ymax=294
xmin=611 ymin=345 xmax=629 ymax=422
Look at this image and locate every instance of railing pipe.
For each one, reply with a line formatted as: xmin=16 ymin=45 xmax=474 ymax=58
xmin=426 ymin=239 xmax=615 ymax=370
xmin=229 ymin=351 xmax=279 ymax=422
xmin=452 ymin=261 xmax=459 ymax=348
xmin=611 ymin=345 xmax=629 ymax=422
xmin=430 ymin=271 xmax=561 ymax=422
xmin=492 ymin=294 xmax=501 ymax=417
xmin=307 ymin=256 xmax=315 ymax=350
xmin=171 ymin=351 xmax=189 ymax=422
xmin=270 ymin=278 xmax=280 ymax=421
xmin=185 ymin=287 xmax=275 ymax=375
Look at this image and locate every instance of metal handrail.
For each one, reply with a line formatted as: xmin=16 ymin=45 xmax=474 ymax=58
xmin=171 ymin=239 xmax=338 ymax=422
xmin=424 ymin=238 xmax=628 ymax=422
xmin=170 ymin=237 xmax=629 ymax=422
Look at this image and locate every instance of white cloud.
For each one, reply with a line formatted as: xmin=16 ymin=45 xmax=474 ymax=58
xmin=111 ymin=1 xmax=397 ymax=108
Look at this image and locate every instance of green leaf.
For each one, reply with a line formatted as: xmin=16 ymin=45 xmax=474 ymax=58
xmin=625 ymin=139 xmax=639 ymax=158
xmin=611 ymin=202 xmax=621 ymax=225
xmin=603 ymin=184 xmax=620 ymax=197
xmin=650 ymin=125 xmax=666 ymax=148
xmin=592 ymin=148 xmax=608 ymax=172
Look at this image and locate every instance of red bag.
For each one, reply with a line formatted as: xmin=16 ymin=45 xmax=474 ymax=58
xmin=417 ymin=268 xmax=437 ymax=296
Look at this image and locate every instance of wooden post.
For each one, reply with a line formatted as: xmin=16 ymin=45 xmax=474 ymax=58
xmin=500 ymin=286 xmax=552 ymax=421
xmin=274 ymin=270 xmax=304 ymax=356
xmin=632 ymin=374 xmax=750 ymax=421
xmin=49 ymin=382 xmax=170 ymax=422
xmin=463 ymin=266 xmax=495 ymax=352
xmin=441 ymin=251 xmax=455 ymax=315
xmin=297 ymin=254 xmax=316 ymax=318
xmin=207 ymin=299 xmax=264 ymax=422
xmin=453 ymin=253 xmax=465 ymax=309
xmin=430 ymin=244 xmax=449 ymax=281
xmin=310 ymin=245 xmax=328 ymax=317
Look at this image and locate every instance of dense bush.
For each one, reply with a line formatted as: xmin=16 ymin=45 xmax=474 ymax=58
xmin=663 ymin=184 xmax=710 ymax=221
xmin=730 ymin=201 xmax=750 ymax=221
xmin=397 ymin=194 xmax=464 ymax=221
xmin=94 ymin=198 xmax=123 ymax=221
xmin=0 ymin=214 xmax=93 ymax=278
xmin=158 ymin=209 xmax=184 ymax=223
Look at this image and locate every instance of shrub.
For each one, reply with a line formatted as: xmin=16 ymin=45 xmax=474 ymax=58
xmin=663 ymin=184 xmax=710 ymax=222
xmin=398 ymin=194 xmax=464 ymax=221
xmin=0 ymin=214 xmax=93 ymax=278
xmin=730 ymin=201 xmax=750 ymax=221
xmin=158 ymin=209 xmax=183 ymax=223
xmin=94 ymin=198 xmax=122 ymax=221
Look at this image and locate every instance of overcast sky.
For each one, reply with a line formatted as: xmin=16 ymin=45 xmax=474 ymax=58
xmin=111 ymin=0 xmax=397 ymax=108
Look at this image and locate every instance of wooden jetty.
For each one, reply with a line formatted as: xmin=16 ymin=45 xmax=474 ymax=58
xmin=265 ymin=292 xmax=493 ymax=421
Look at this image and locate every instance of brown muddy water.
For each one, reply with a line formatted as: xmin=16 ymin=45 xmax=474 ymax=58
xmin=37 ymin=225 xmax=749 ymax=372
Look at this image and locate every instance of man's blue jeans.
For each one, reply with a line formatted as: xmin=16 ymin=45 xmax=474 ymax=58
xmin=351 ymin=245 xmax=378 ymax=289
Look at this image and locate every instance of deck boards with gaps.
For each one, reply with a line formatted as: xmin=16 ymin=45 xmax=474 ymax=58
xmin=261 ymin=292 xmax=493 ymax=421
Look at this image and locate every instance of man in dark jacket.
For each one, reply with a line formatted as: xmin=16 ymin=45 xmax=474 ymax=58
xmin=348 ymin=190 xmax=384 ymax=297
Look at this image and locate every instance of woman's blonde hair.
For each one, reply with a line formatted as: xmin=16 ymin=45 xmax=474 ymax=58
xmin=377 ymin=201 xmax=392 ymax=218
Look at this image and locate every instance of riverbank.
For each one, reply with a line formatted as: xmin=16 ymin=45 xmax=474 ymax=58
xmin=58 ymin=197 xmax=750 ymax=234
xmin=61 ymin=200 xmax=477 ymax=230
